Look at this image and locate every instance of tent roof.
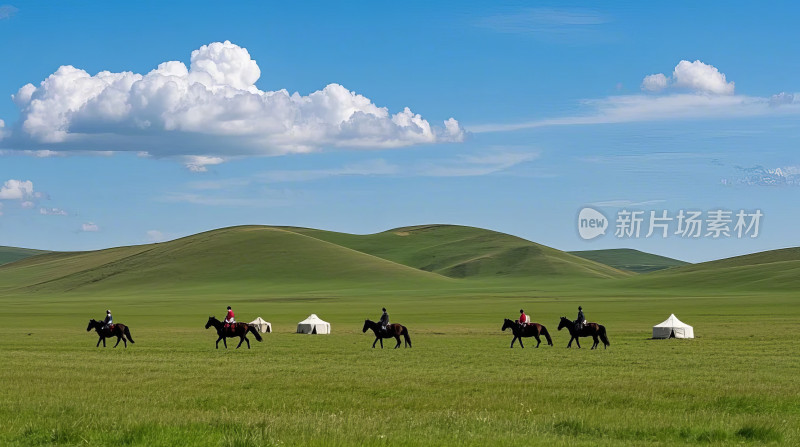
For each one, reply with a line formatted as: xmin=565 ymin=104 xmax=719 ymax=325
xmin=653 ymin=314 xmax=692 ymax=328
xmin=250 ymin=317 xmax=269 ymax=325
xmin=298 ymin=314 xmax=328 ymax=324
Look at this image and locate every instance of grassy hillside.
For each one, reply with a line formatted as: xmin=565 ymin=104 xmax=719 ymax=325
xmin=0 ymin=226 xmax=450 ymax=294
xmin=288 ymin=224 xmax=630 ymax=279
xmin=0 ymin=246 xmax=49 ymax=266
xmin=627 ymin=247 xmax=800 ymax=290
xmin=569 ymin=248 xmax=689 ymax=273
xmin=0 ymin=228 xmax=798 ymax=445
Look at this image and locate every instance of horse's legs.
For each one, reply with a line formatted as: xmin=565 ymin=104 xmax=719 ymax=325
xmin=379 ymin=338 xmax=384 ymax=349
xmin=102 ymin=337 xmax=106 ymax=347
xmin=566 ymin=337 xmax=573 ymax=348
xmin=510 ymin=337 xmax=516 ymax=348
xmin=519 ymin=338 xmax=524 ymax=349
xmin=372 ymin=338 xmax=378 ymax=348
xmin=591 ymin=335 xmax=599 ymax=350
xmin=96 ymin=337 xmax=102 ymax=347
xmin=236 ymin=336 xmax=244 ymax=349
xmin=222 ymin=337 xmax=228 ymax=349
xmin=534 ymin=335 xmax=541 ymax=348
xmin=113 ymin=336 xmax=121 ymax=348
xmin=575 ymin=337 xmax=581 ymax=349
xmin=394 ymin=335 xmax=401 ymax=349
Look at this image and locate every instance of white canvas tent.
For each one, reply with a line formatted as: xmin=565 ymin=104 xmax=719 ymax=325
xmin=652 ymin=314 xmax=694 ymax=339
xmin=249 ymin=317 xmax=272 ymax=333
xmin=296 ymin=314 xmax=330 ymax=334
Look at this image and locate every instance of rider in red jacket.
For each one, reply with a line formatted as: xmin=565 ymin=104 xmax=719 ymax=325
xmin=224 ymin=306 xmax=235 ymax=326
xmin=519 ymin=309 xmax=529 ymax=326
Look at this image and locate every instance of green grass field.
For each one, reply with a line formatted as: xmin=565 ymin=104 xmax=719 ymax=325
xmin=0 ymin=226 xmax=797 ymax=446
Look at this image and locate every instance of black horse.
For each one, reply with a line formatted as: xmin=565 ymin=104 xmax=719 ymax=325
xmin=205 ymin=316 xmax=263 ymax=349
xmin=362 ymin=319 xmax=412 ymax=349
xmin=502 ymin=318 xmax=553 ymax=348
xmin=86 ymin=319 xmax=135 ymax=348
xmin=557 ymin=316 xmax=610 ymax=349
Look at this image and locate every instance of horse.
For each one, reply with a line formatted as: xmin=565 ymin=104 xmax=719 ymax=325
xmin=86 ymin=319 xmax=135 ymax=348
xmin=205 ymin=316 xmax=263 ymax=349
xmin=501 ymin=318 xmax=553 ymax=348
xmin=557 ymin=316 xmax=610 ymax=349
xmin=362 ymin=319 xmax=412 ymax=349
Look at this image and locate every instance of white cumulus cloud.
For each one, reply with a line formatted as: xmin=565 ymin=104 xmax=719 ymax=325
xmin=185 ymin=155 xmax=224 ymax=172
xmin=81 ymin=222 xmax=99 ymax=232
xmin=641 ymin=73 xmax=668 ymax=92
xmin=0 ymin=179 xmax=35 ymax=200
xmin=2 ymin=41 xmax=463 ymax=165
xmin=146 ymin=230 xmax=166 ymax=242
xmin=40 ymin=207 xmax=68 ymax=216
xmin=640 ymin=60 xmax=734 ymax=95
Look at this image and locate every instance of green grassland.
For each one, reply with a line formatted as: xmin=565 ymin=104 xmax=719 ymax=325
xmin=0 ymin=225 xmax=797 ymax=446
xmin=0 ymin=246 xmax=48 ymax=266
xmin=569 ymin=248 xmax=689 ymax=273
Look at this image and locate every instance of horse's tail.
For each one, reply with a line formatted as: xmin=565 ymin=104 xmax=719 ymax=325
xmin=124 ymin=326 xmax=135 ymax=343
xmin=599 ymin=325 xmax=610 ymax=347
xmin=541 ymin=325 xmax=553 ymax=346
xmin=248 ymin=325 xmax=263 ymax=342
xmin=402 ymin=326 xmax=412 ymax=348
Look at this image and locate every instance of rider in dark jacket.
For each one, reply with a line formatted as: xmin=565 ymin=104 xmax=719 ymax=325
xmin=379 ymin=308 xmax=390 ymax=332
xmin=103 ymin=309 xmax=113 ymax=330
xmin=575 ymin=306 xmax=585 ymax=330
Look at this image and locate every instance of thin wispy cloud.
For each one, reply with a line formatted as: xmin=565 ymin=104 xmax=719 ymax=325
xmin=0 ymin=5 xmax=18 ymax=20
xmin=471 ymin=60 xmax=800 ymax=133
xmin=724 ymin=165 xmax=800 ymax=186
xmin=476 ymin=7 xmax=610 ymax=42
xmin=590 ymin=199 xmax=665 ymax=208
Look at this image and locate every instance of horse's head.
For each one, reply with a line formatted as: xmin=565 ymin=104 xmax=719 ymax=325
xmin=362 ymin=319 xmax=371 ymax=333
xmin=502 ymin=319 xmax=514 ymax=331
xmin=87 ymin=319 xmax=97 ymax=332
xmin=205 ymin=316 xmax=216 ymax=329
xmin=557 ymin=317 xmax=570 ymax=331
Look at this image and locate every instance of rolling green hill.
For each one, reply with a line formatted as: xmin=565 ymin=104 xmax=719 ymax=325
xmin=287 ymin=224 xmax=630 ymax=279
xmin=0 ymin=224 xmax=629 ymax=295
xmin=0 ymin=226 xmax=451 ymax=294
xmin=0 ymin=246 xmax=49 ymax=266
xmin=568 ymin=248 xmax=689 ymax=273
xmin=627 ymin=246 xmax=800 ymax=290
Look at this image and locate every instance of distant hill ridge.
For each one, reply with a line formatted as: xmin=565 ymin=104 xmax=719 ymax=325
xmin=626 ymin=246 xmax=800 ymax=290
xmin=0 ymin=246 xmax=49 ymax=266
xmin=0 ymin=225 xmax=628 ymax=294
xmin=568 ymin=248 xmax=689 ymax=273
xmin=1 ymin=226 xmax=797 ymax=293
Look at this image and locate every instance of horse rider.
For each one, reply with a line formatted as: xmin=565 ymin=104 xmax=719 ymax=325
xmin=575 ymin=306 xmax=585 ymax=331
xmin=519 ymin=309 xmax=529 ymax=327
xmin=102 ymin=309 xmax=113 ymax=330
xmin=379 ymin=307 xmax=390 ymax=333
xmin=224 ymin=306 xmax=235 ymax=328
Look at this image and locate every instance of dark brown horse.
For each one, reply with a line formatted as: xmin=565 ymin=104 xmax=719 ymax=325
xmin=557 ymin=316 xmax=610 ymax=349
xmin=502 ymin=318 xmax=553 ymax=348
xmin=205 ymin=316 xmax=263 ymax=349
xmin=86 ymin=319 xmax=135 ymax=348
xmin=362 ymin=319 xmax=412 ymax=348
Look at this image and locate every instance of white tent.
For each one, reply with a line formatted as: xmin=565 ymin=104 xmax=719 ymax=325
xmin=296 ymin=314 xmax=330 ymax=334
xmin=652 ymin=314 xmax=694 ymax=339
xmin=249 ymin=317 xmax=272 ymax=333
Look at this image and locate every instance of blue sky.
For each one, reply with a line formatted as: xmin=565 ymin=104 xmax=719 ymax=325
xmin=0 ymin=1 xmax=798 ymax=262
